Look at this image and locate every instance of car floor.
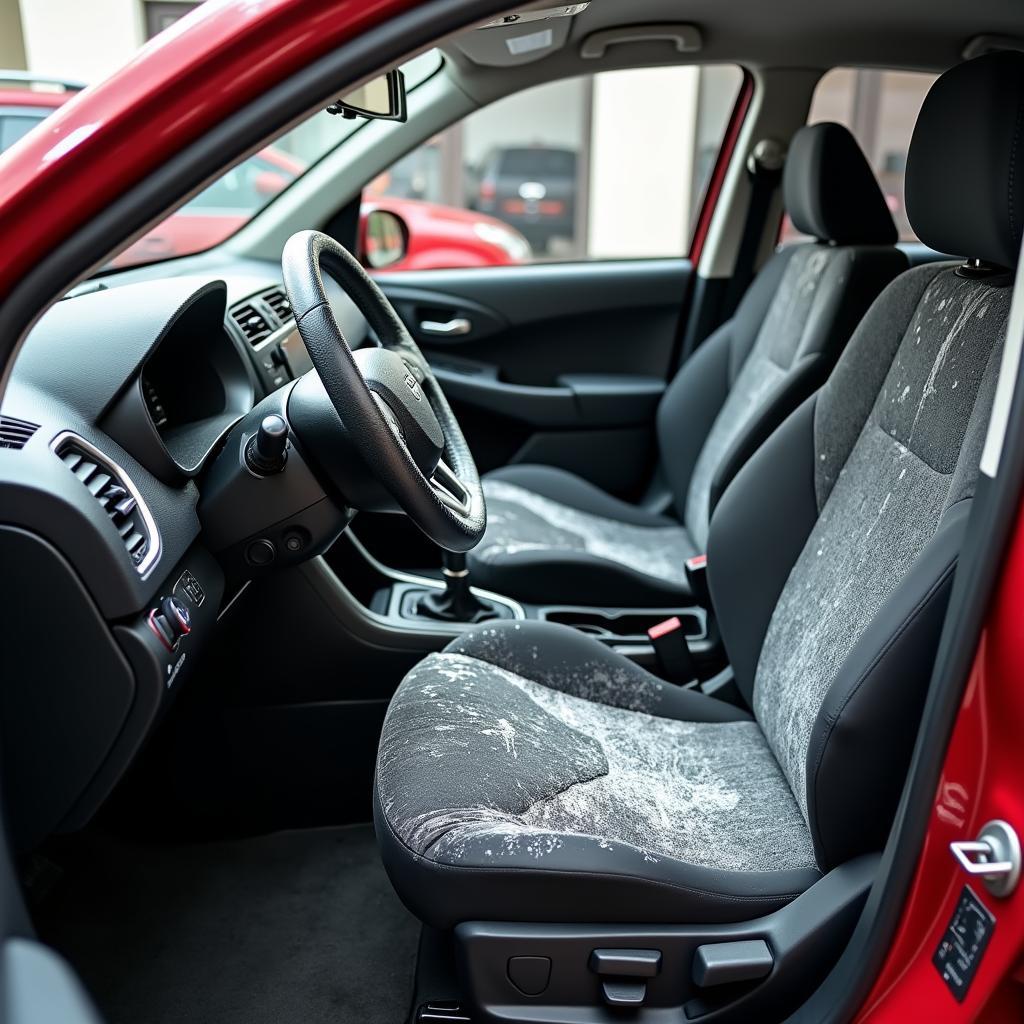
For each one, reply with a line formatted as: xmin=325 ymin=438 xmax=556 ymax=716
xmin=33 ymin=824 xmax=419 ymax=1024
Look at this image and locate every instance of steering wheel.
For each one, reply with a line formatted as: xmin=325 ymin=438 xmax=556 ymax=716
xmin=281 ymin=230 xmax=485 ymax=552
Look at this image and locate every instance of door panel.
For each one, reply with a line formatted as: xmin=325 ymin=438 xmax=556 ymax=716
xmin=375 ymin=258 xmax=690 ymax=498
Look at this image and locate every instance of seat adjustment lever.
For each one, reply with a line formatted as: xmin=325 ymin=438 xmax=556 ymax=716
xmin=692 ymin=939 xmax=773 ymax=988
xmin=589 ymin=948 xmax=661 ymax=1007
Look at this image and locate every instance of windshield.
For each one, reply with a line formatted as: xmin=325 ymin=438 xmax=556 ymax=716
xmin=109 ymin=51 xmax=441 ymax=270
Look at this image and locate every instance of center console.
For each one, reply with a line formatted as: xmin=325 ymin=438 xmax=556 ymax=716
xmin=318 ymin=532 xmax=724 ymax=682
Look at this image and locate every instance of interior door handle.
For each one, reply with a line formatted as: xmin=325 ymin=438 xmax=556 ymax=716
xmin=420 ymin=317 xmax=472 ymax=337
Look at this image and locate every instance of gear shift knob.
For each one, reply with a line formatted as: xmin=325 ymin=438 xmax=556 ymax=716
xmin=417 ymin=549 xmax=500 ymax=623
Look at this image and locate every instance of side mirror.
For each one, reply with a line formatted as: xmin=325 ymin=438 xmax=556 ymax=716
xmin=327 ymin=69 xmax=407 ymax=122
xmin=360 ymin=208 xmax=409 ymax=270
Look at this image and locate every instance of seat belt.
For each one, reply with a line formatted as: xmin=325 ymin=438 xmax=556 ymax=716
xmin=721 ymin=138 xmax=786 ymax=316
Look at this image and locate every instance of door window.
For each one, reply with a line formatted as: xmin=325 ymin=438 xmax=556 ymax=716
xmin=0 ymin=113 xmax=47 ymax=154
xmin=368 ymin=65 xmax=744 ymax=270
xmin=782 ymin=68 xmax=937 ymax=243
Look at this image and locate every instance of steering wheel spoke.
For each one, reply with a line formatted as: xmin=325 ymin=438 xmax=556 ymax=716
xmin=430 ymin=458 xmax=472 ymax=517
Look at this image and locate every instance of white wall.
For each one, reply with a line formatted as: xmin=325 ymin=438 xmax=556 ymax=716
xmin=587 ymin=66 xmax=699 ymax=259
xmin=18 ymin=0 xmax=144 ymax=84
xmin=462 ymin=77 xmax=586 ymax=169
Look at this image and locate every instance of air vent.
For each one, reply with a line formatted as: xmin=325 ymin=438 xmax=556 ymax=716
xmin=230 ymin=302 xmax=273 ymax=346
xmin=54 ymin=433 xmax=160 ymax=577
xmin=263 ymin=288 xmax=293 ymax=324
xmin=0 ymin=415 xmax=39 ymax=450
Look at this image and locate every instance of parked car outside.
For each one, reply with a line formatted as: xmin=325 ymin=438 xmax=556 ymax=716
xmin=0 ymin=72 xmax=82 ymax=153
xmin=473 ymin=145 xmax=578 ymax=254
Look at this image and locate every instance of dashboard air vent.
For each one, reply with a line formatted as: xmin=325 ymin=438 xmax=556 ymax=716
xmin=230 ymin=302 xmax=273 ymax=346
xmin=54 ymin=434 xmax=159 ymax=577
xmin=0 ymin=415 xmax=39 ymax=450
xmin=263 ymin=288 xmax=293 ymax=324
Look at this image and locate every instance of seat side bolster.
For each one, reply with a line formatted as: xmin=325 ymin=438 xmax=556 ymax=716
xmin=708 ymin=353 xmax=823 ymax=519
xmin=806 ymin=501 xmax=969 ymax=868
xmin=656 ymin=320 xmax=735 ymax=521
xmin=708 ymin=247 xmax=909 ymax=517
xmin=708 ymin=395 xmax=820 ymax=706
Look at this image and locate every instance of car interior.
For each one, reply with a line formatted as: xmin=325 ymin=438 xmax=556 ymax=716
xmin=3 ymin=1 xmax=1024 ymax=1022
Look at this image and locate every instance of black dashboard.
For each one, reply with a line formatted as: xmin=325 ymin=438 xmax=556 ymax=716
xmin=0 ymin=259 xmax=368 ymax=852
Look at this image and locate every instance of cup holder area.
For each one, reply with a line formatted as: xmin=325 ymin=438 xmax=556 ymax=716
xmin=542 ymin=606 xmax=706 ymax=642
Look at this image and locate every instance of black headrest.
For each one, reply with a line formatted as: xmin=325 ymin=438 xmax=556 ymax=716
xmin=783 ymin=122 xmax=897 ymax=245
xmin=907 ymin=51 xmax=1024 ymax=268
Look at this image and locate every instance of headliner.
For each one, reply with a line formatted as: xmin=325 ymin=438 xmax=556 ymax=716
xmin=446 ymin=0 xmax=1024 ymax=77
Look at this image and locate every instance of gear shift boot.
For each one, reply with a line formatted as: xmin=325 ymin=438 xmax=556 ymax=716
xmin=414 ymin=552 xmax=504 ymax=624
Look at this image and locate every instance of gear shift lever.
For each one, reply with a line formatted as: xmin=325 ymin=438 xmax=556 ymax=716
xmin=416 ymin=551 xmax=501 ymax=623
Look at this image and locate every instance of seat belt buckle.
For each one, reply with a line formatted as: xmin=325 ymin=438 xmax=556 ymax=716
xmin=647 ymin=616 xmax=697 ymax=685
xmin=685 ymin=554 xmax=711 ymax=608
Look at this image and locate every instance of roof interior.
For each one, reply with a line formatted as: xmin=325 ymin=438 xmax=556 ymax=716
xmin=442 ymin=0 xmax=1024 ymax=94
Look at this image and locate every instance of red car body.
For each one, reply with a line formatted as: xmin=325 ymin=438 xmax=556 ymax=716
xmin=2 ymin=85 xmax=527 ymax=272
xmin=0 ymin=2 xmax=1021 ymax=1020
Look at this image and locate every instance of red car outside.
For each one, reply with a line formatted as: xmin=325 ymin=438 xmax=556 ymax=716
xmin=108 ymin=147 xmax=532 ymax=270
xmin=0 ymin=81 xmax=529 ymax=271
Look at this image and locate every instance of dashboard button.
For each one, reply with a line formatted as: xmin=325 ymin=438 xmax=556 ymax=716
xmin=245 ymin=538 xmax=276 ymax=566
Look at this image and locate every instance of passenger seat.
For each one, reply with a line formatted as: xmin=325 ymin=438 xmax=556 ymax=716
xmin=468 ymin=122 xmax=909 ymax=605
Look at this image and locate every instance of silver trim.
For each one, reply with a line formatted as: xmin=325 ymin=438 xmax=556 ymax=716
xmin=950 ymin=820 xmax=1021 ymax=898
xmin=981 ymin=234 xmax=1024 ymax=477
xmin=50 ymin=430 xmax=162 ymax=581
xmin=430 ymin=459 xmax=473 ymax=517
xmin=419 ymin=317 xmax=472 ymax=337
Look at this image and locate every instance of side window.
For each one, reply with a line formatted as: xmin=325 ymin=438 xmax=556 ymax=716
xmin=367 ymin=65 xmax=744 ymax=271
xmin=782 ymin=68 xmax=937 ymax=244
xmin=0 ymin=114 xmax=47 ymax=154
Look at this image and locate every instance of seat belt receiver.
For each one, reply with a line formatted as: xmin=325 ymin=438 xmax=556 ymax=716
xmin=685 ymin=554 xmax=711 ymax=608
xmin=647 ymin=616 xmax=697 ymax=684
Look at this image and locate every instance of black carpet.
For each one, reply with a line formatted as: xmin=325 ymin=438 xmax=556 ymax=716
xmin=35 ymin=825 xmax=419 ymax=1024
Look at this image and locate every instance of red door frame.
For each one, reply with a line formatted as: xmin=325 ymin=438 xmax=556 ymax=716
xmin=0 ymin=1 xmax=1022 ymax=1018
xmin=855 ymin=496 xmax=1024 ymax=1021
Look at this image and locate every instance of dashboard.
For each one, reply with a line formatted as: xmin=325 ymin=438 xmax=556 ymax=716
xmin=0 ymin=257 xmax=369 ymax=852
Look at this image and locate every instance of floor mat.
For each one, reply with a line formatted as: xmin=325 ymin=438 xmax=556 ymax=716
xmin=35 ymin=825 xmax=418 ymax=1024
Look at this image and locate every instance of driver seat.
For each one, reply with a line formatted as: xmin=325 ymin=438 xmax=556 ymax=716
xmin=374 ymin=51 xmax=1022 ymax=1005
xmin=465 ymin=121 xmax=906 ymax=606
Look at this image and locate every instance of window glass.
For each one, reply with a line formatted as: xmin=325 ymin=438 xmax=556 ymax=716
xmin=0 ymin=115 xmax=46 ymax=154
xmin=781 ymin=68 xmax=936 ymax=243
xmin=368 ymin=65 xmax=744 ymax=270
xmin=108 ymin=50 xmax=442 ymax=269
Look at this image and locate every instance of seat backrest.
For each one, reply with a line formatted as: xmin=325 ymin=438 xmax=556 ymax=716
xmin=657 ymin=123 xmax=906 ymax=551
xmin=708 ymin=51 xmax=1024 ymax=870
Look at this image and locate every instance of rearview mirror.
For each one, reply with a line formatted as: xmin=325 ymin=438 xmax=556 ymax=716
xmin=361 ymin=208 xmax=408 ymax=270
xmin=327 ymin=69 xmax=407 ymax=122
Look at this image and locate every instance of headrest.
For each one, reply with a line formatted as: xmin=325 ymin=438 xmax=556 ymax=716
xmin=906 ymin=51 xmax=1024 ymax=268
xmin=783 ymin=122 xmax=897 ymax=245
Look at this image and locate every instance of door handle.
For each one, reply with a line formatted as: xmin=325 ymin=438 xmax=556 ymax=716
xmin=950 ymin=820 xmax=1021 ymax=897
xmin=420 ymin=317 xmax=472 ymax=337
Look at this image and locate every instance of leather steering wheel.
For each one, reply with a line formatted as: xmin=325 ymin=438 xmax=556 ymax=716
xmin=282 ymin=230 xmax=485 ymax=552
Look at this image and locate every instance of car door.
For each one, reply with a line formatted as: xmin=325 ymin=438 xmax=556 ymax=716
xmin=369 ymin=64 xmax=747 ymax=501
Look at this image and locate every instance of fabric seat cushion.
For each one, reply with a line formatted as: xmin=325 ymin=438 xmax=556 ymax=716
xmin=375 ymin=621 xmax=821 ymax=928
xmin=468 ymin=464 xmax=697 ymax=605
